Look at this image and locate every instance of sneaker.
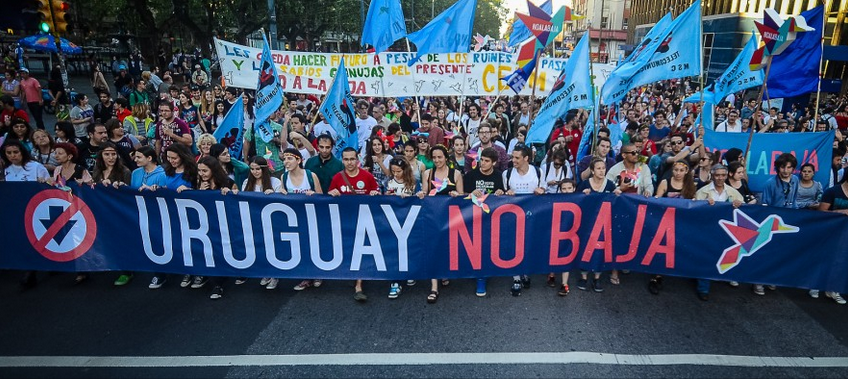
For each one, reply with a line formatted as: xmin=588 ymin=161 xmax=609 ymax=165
xmin=577 ymin=278 xmax=588 ymax=291
xmin=388 ymin=283 xmax=402 ymax=299
xmin=766 ymin=285 xmax=777 ymax=291
xmin=210 ymin=286 xmax=223 ymax=300
xmin=753 ymin=284 xmax=765 ymax=296
xmin=406 ymin=280 xmax=417 ymax=286
xmin=354 ymin=291 xmax=368 ymax=302
xmin=729 ymin=281 xmax=740 ymax=287
xmin=313 ymin=280 xmax=323 ymax=287
xmin=114 ymin=274 xmax=133 ymax=286
xmin=809 ymin=289 xmax=820 ymax=299
xmin=180 ymin=275 xmax=192 ymax=288
xmin=592 ymin=278 xmax=604 ymax=293
xmin=190 ymin=276 xmax=208 ymax=289
xmin=234 ymin=277 xmax=247 ymax=285
xmin=558 ymin=284 xmax=570 ymax=296
xmin=521 ymin=275 xmax=531 ymax=289
xmin=293 ymin=280 xmax=312 ymax=291
xmin=826 ymin=292 xmax=847 ymax=305
xmin=259 ymin=278 xmax=271 ymax=286
xmin=476 ymin=278 xmax=487 ymax=297
xmin=265 ymin=278 xmax=279 ymax=290
xmin=511 ymin=280 xmax=522 ymax=296
xmin=148 ymin=276 xmax=166 ymax=289
xmin=546 ymin=274 xmax=556 ymax=288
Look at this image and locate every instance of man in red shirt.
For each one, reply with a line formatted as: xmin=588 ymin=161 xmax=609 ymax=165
xmin=328 ymin=147 xmax=380 ymax=302
xmin=1 ymin=95 xmax=29 ymax=131
xmin=549 ymin=112 xmax=582 ymax=164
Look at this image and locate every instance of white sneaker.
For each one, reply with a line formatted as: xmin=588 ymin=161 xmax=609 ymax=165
xmin=259 ymin=278 xmax=271 ymax=286
xmin=388 ymin=283 xmax=402 ymax=299
xmin=729 ymin=281 xmax=739 ymax=287
xmin=809 ymin=289 xmax=820 ymax=298
xmin=265 ymin=278 xmax=279 ymax=290
xmin=312 ymin=279 xmax=323 ymax=287
xmin=826 ymin=292 xmax=846 ymax=305
xmin=753 ymin=285 xmax=765 ymax=296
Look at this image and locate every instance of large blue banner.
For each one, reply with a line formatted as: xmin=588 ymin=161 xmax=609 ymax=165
xmin=703 ymin=130 xmax=833 ymax=192
xmin=2 ymin=183 xmax=848 ymax=293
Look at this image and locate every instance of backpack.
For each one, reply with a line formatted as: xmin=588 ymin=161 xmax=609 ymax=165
xmin=282 ymin=169 xmax=316 ymax=191
xmin=505 ymin=165 xmax=542 ymax=190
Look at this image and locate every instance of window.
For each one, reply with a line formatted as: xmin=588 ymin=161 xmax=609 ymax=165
xmin=601 ymin=16 xmax=609 ymax=28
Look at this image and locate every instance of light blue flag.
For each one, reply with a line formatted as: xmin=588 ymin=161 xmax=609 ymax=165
xmin=406 ymin=0 xmax=477 ymax=66
xmin=212 ymin=93 xmax=246 ymax=160
xmin=576 ymin=109 xmax=597 ymax=161
xmin=507 ymin=0 xmax=553 ymax=47
xmin=621 ymin=13 xmax=672 ymax=65
xmin=254 ymin=34 xmax=283 ymax=142
xmin=320 ymin=59 xmax=359 ymax=158
xmin=684 ymin=34 xmax=763 ymax=105
xmin=361 ymin=0 xmax=407 ymax=53
xmin=526 ymin=33 xmax=594 ymax=145
xmin=600 ymin=0 xmax=702 ymax=105
xmin=694 ymin=102 xmax=715 ymax=132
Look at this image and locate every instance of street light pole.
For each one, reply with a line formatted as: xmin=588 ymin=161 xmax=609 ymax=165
xmin=267 ymin=0 xmax=278 ymax=49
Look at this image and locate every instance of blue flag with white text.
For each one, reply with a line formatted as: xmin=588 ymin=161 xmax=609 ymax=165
xmin=320 ymin=60 xmax=359 ymax=158
xmin=406 ymin=0 xmax=477 ymax=66
xmin=600 ymin=0 xmax=702 ymax=105
xmin=621 ymin=13 xmax=672 ymax=65
xmin=766 ymin=6 xmax=823 ymax=98
xmin=685 ymin=35 xmax=764 ymax=105
xmin=361 ymin=0 xmax=407 ymax=54
xmin=254 ymin=35 xmax=283 ymax=142
xmin=500 ymin=52 xmax=538 ymax=94
xmin=212 ymin=93 xmax=246 ymax=160
xmin=508 ymin=0 xmax=553 ymax=47
xmin=526 ymin=33 xmax=594 ymax=145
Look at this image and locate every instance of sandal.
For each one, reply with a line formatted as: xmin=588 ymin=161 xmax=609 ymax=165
xmin=441 ymin=279 xmax=450 ymax=286
xmin=609 ymin=275 xmax=620 ymax=285
xmin=648 ymin=278 xmax=660 ymax=295
xmin=427 ymin=290 xmax=439 ymax=304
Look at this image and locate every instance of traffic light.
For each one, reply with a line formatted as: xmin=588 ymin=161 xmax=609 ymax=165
xmin=51 ymin=1 xmax=69 ymax=34
xmin=37 ymin=0 xmax=51 ymax=32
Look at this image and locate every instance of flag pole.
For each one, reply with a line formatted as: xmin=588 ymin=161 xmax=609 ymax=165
xmin=311 ymin=58 xmax=343 ymax=134
xmin=696 ymin=0 xmax=704 ymax=139
xmin=814 ymin=0 xmax=829 ymax=123
xmin=405 ymin=39 xmax=423 ymax=126
xmin=526 ymin=48 xmax=544 ymax=130
xmin=744 ymin=57 xmax=773 ymax=158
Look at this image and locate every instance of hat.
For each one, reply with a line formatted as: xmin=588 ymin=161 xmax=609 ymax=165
xmin=19 ymin=68 xmax=28 ymax=73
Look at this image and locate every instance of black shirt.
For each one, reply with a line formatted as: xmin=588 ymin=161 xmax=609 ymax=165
xmin=463 ymin=168 xmax=505 ymax=193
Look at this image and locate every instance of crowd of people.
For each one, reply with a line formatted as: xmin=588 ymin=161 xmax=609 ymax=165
xmin=1 ymin=54 xmax=847 ymax=304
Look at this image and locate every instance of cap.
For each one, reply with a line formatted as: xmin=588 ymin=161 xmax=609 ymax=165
xmin=195 ymin=64 xmax=201 ymax=68
xmin=19 ymin=68 xmax=29 ymax=73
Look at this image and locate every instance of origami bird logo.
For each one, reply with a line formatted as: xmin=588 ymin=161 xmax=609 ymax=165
xmin=429 ymin=177 xmax=453 ymax=196
xmin=466 ymin=151 xmax=479 ymax=169
xmin=716 ymin=209 xmax=799 ymax=274
xmin=749 ymin=8 xmax=813 ymax=70
xmin=465 ymin=192 xmax=491 ymax=213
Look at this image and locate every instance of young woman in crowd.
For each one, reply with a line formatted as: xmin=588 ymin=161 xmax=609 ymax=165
xmin=363 ymin=136 xmax=393 ymax=193
xmin=402 ymin=139 xmax=426 ymax=183
xmin=148 ymin=143 xmax=197 ymax=290
xmin=240 ymin=156 xmax=282 ymax=289
xmin=648 ymin=160 xmax=696 ymax=294
xmin=5 ymin=118 xmax=34 ymax=152
xmin=195 ymin=155 xmax=238 ymax=299
xmin=92 ymin=142 xmax=132 ymax=186
xmin=726 ymin=161 xmax=757 ymax=205
xmin=449 ymin=135 xmax=466 ymax=170
xmin=105 ymin=119 xmax=139 ymax=169
xmin=200 ymin=90 xmax=215 ymax=127
xmin=179 ymin=92 xmax=206 ymax=134
xmin=210 ymin=143 xmax=249 ymax=188
xmin=278 ymin=148 xmax=324 ymax=292
xmin=694 ymin=151 xmax=719 ymax=189
xmin=31 ymin=129 xmax=58 ymax=173
xmin=575 ymin=158 xmax=620 ymax=293
xmin=211 ymin=100 xmax=226 ymax=132
xmin=419 ymin=144 xmax=464 ymax=304
xmin=54 ymin=121 xmax=83 ymax=146
xmin=414 ymin=134 xmax=433 ymax=170
xmin=796 ymin=163 xmax=823 ymax=209
xmin=123 ymin=103 xmax=153 ymax=145
xmin=383 ymin=156 xmax=421 ymax=299
xmin=130 ymin=146 xmax=166 ymax=190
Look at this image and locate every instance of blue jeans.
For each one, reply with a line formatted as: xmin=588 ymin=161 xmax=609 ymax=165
xmin=697 ymin=279 xmax=711 ymax=294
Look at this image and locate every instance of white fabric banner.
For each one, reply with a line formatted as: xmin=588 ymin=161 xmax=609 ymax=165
xmin=214 ymin=38 xmax=615 ymax=98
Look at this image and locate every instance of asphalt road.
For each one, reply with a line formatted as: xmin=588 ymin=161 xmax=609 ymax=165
xmin=1 ymin=269 xmax=848 ymax=378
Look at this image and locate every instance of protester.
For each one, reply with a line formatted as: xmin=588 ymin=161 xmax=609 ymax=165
xmin=462 ymin=147 xmax=505 ymax=297
xmin=195 ymin=155 xmax=238 ymax=299
xmin=502 ymin=144 xmax=544 ymax=296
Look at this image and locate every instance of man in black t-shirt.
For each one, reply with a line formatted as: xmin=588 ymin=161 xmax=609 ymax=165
xmin=463 ymin=147 xmax=505 ymax=298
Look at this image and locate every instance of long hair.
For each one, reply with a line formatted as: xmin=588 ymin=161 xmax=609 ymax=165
xmin=389 ymin=158 xmax=416 ymax=193
xmin=363 ymin=136 xmax=388 ymax=171
xmin=209 ymin=143 xmax=233 ymax=174
xmin=8 ymin=118 xmax=33 ymax=143
xmin=1 ymin=139 xmax=33 ymax=167
xmin=672 ymin=160 xmax=697 ymax=199
xmin=196 ymin=156 xmax=231 ymax=190
xmin=163 ymin=143 xmax=197 ymax=184
xmin=245 ymin=156 xmax=272 ymax=192
xmin=93 ymin=141 xmax=129 ymax=182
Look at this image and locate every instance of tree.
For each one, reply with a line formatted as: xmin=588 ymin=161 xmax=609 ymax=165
xmin=474 ymin=0 xmax=507 ymax=39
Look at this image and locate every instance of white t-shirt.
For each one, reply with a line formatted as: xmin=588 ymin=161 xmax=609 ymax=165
xmin=5 ymin=161 xmax=49 ymax=182
xmin=716 ymin=120 xmax=742 ymax=132
xmin=386 ymin=178 xmax=416 ymax=197
xmin=241 ymin=177 xmax=282 ymax=192
xmin=283 ymin=171 xmax=314 ymax=193
xmin=503 ymin=166 xmax=541 ymax=194
xmin=465 ymin=118 xmax=482 ymax=147
xmin=356 ymin=116 xmax=378 ymax=148
xmin=312 ymin=121 xmax=338 ymax=140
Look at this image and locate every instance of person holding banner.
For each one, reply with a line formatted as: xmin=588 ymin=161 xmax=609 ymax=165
xmin=385 ymin=157 xmax=422 ymax=299
xmin=195 ymin=155 xmax=238 ymax=298
xmin=650 ymin=160 xmax=696 ymax=295
xmin=419 ymin=144 xmax=464 ymax=303
xmin=129 ymin=146 xmax=165 ymax=191
xmin=814 ymin=175 xmax=848 ymax=304
xmin=239 ymin=155 xmax=283 ymax=290
xmin=328 ymin=147 xmax=380 ymax=302
xmin=694 ymin=164 xmax=744 ymax=301
xmin=304 ymin=134 xmax=344 ymax=195
xmin=463 ymin=147 xmax=506 ymax=297
xmin=502 ymin=144 xmax=545 ymax=296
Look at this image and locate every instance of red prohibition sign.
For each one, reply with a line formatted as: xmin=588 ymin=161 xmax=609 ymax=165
xmin=24 ymin=189 xmax=98 ymax=262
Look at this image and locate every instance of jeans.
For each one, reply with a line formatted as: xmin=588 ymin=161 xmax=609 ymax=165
xmin=696 ymin=279 xmax=711 ymax=294
xmin=27 ymin=102 xmax=44 ymax=130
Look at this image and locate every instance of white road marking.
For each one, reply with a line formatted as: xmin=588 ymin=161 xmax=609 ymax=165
xmin=1 ymin=353 xmax=848 ymax=368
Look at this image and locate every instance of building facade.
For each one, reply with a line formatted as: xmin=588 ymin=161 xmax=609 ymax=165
xmin=572 ymin=0 xmax=632 ymax=63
